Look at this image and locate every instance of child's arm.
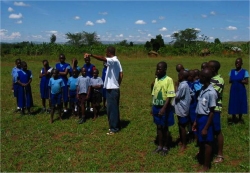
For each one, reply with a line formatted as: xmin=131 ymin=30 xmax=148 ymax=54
xmin=241 ymin=78 xmax=248 ymax=85
xmin=86 ymin=86 xmax=91 ymax=100
xmin=201 ymin=107 xmax=215 ymax=136
xmin=158 ymin=97 xmax=172 ymax=116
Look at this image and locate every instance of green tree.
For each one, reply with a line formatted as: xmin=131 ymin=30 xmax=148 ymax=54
xmin=50 ymin=34 xmax=56 ymax=44
xmin=65 ymin=32 xmax=83 ymax=47
xmin=144 ymin=34 xmax=165 ymax=52
xmin=214 ymin=38 xmax=221 ymax=44
xmin=82 ymin=31 xmax=101 ymax=46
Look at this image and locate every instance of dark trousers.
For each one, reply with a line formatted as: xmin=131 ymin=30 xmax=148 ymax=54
xmin=106 ymin=89 xmax=120 ymax=132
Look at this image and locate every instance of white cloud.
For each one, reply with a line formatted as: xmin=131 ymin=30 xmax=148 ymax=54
xmin=0 ymin=30 xmax=21 ymax=40
xmin=233 ymin=36 xmax=238 ymax=39
xmin=148 ymin=34 xmax=152 ymax=37
xmin=32 ymin=35 xmax=42 ymax=39
xmin=135 ymin=20 xmax=146 ymax=24
xmin=46 ymin=30 xmax=58 ymax=34
xmin=201 ymin=14 xmax=207 ymax=18
xmin=247 ymin=26 xmax=250 ymax=29
xmin=116 ymin=34 xmax=123 ymax=38
xmin=8 ymin=7 xmax=14 ymax=12
xmin=159 ymin=27 xmax=167 ymax=31
xmin=0 ymin=29 xmax=8 ymax=36
xmin=16 ymin=20 xmax=22 ymax=24
xmin=14 ymin=1 xmax=30 ymax=6
xmin=96 ymin=18 xmax=106 ymax=24
xmin=210 ymin=11 xmax=216 ymax=15
xmin=99 ymin=12 xmax=108 ymax=15
xmin=163 ymin=35 xmax=171 ymax=38
xmin=226 ymin=26 xmax=237 ymax=30
xmin=86 ymin=21 xmax=94 ymax=26
xmin=159 ymin=16 xmax=165 ymax=20
xmin=152 ymin=20 xmax=157 ymax=23
xmin=9 ymin=13 xmax=22 ymax=19
xmin=74 ymin=16 xmax=80 ymax=20
xmin=209 ymin=37 xmax=214 ymax=40
xmin=194 ymin=28 xmax=201 ymax=31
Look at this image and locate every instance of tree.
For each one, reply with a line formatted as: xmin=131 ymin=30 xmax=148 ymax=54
xmin=144 ymin=34 xmax=165 ymax=52
xmin=214 ymin=38 xmax=221 ymax=44
xmin=65 ymin=31 xmax=100 ymax=47
xmin=50 ymin=34 xmax=56 ymax=44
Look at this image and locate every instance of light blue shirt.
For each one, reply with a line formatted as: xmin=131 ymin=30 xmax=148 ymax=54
xmin=90 ymin=77 xmax=103 ymax=92
xmin=77 ymin=76 xmax=90 ymax=94
xmin=48 ymin=78 xmax=65 ymax=94
xmin=67 ymin=76 xmax=78 ymax=91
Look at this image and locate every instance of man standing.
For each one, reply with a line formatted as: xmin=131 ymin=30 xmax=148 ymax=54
xmin=84 ymin=46 xmax=123 ymax=135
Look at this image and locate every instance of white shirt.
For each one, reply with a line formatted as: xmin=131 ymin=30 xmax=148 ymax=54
xmin=103 ymin=56 xmax=123 ymax=89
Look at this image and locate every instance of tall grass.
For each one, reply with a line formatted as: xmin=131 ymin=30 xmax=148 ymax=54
xmin=1 ymin=54 xmax=249 ymax=172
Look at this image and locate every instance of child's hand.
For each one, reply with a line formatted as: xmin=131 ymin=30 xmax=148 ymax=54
xmin=201 ymin=129 xmax=208 ymax=136
xmin=192 ymin=121 xmax=197 ymax=131
xmin=158 ymin=108 xmax=165 ymax=116
xmin=150 ymin=110 xmax=153 ymax=116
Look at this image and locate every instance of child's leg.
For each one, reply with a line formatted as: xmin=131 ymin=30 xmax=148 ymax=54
xmin=58 ymin=104 xmax=62 ymax=120
xmin=92 ymin=103 xmax=97 ymax=120
xmin=50 ymin=106 xmax=55 ymax=123
xmin=232 ymin=114 xmax=236 ymax=122
xmin=199 ymin=142 xmax=212 ymax=172
xmin=162 ymin=126 xmax=169 ymax=155
xmin=78 ymin=95 xmax=86 ymax=124
xmin=153 ymin=125 xmax=163 ymax=153
xmin=179 ymin=123 xmax=187 ymax=151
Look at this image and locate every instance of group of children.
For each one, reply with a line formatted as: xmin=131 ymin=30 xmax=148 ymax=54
xmin=11 ymin=54 xmax=108 ymax=124
xmin=151 ymin=60 xmax=227 ymax=172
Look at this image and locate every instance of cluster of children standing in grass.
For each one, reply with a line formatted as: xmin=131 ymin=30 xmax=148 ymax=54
xmin=151 ymin=58 xmax=248 ymax=172
xmin=11 ymin=54 xmax=108 ymax=124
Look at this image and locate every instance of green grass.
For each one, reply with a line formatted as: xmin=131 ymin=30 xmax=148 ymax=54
xmin=1 ymin=54 xmax=249 ymax=172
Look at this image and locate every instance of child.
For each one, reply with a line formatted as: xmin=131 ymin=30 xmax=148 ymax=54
xmin=176 ymin=64 xmax=185 ymax=73
xmin=228 ymin=58 xmax=249 ymax=123
xmin=39 ymin=60 xmax=52 ymax=113
xmin=192 ymin=68 xmax=217 ymax=172
xmin=11 ymin=58 xmax=22 ymax=112
xmin=151 ymin=61 xmax=176 ymax=156
xmin=208 ymin=60 xmax=225 ymax=163
xmin=55 ymin=54 xmax=70 ymax=112
xmin=90 ymin=69 xmax=103 ymax=120
xmin=83 ymin=56 xmax=96 ymax=111
xmin=48 ymin=69 xmax=65 ymax=123
xmin=101 ymin=62 xmax=107 ymax=109
xmin=173 ymin=70 xmax=191 ymax=152
xmin=77 ymin=67 xmax=91 ymax=124
xmin=69 ymin=58 xmax=81 ymax=77
xmin=201 ymin=62 xmax=208 ymax=71
xmin=67 ymin=68 xmax=79 ymax=116
xmin=17 ymin=61 xmax=33 ymax=115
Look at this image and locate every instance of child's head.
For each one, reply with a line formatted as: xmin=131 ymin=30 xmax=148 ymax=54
xmin=201 ymin=62 xmax=208 ymax=70
xmin=42 ymin=60 xmax=49 ymax=68
xmin=193 ymin=69 xmax=200 ymax=80
xmin=235 ymin=58 xmax=243 ymax=70
xmin=81 ymin=67 xmax=86 ymax=77
xmin=93 ymin=69 xmax=99 ymax=78
xmin=84 ymin=56 xmax=90 ymax=64
xmin=188 ymin=70 xmax=195 ymax=82
xmin=176 ymin=64 xmax=184 ymax=73
xmin=72 ymin=58 xmax=78 ymax=67
xmin=178 ymin=70 xmax=189 ymax=82
xmin=59 ymin=54 xmax=66 ymax=63
xmin=156 ymin=61 xmax=167 ymax=78
xmin=52 ymin=69 xmax=59 ymax=78
xmin=208 ymin=60 xmax=220 ymax=76
xmin=15 ymin=58 xmax=22 ymax=69
xmin=72 ymin=69 xmax=78 ymax=78
xmin=199 ymin=68 xmax=213 ymax=85
xmin=21 ymin=61 xmax=27 ymax=70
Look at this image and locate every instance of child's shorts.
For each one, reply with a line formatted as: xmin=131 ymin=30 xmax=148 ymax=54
xmin=213 ymin=112 xmax=221 ymax=132
xmin=51 ymin=93 xmax=62 ymax=106
xmin=197 ymin=114 xmax=213 ymax=142
xmin=91 ymin=91 xmax=102 ymax=104
xmin=152 ymin=105 xmax=175 ymax=126
xmin=78 ymin=93 xmax=87 ymax=105
xmin=178 ymin=116 xmax=189 ymax=125
xmin=69 ymin=90 xmax=77 ymax=103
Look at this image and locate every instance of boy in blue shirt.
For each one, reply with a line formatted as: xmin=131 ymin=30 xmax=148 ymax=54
xmin=192 ymin=68 xmax=217 ymax=172
xmin=68 ymin=69 xmax=79 ymax=116
xmin=48 ymin=69 xmax=65 ymax=123
xmin=12 ymin=58 xmax=22 ymax=112
xmin=90 ymin=69 xmax=103 ymax=120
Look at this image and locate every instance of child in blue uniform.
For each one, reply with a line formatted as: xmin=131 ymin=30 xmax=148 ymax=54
xmin=55 ymin=54 xmax=70 ymax=112
xmin=90 ymin=69 xmax=103 ymax=120
xmin=173 ymin=70 xmax=191 ymax=152
xmin=228 ymin=58 xmax=249 ymax=122
xmin=67 ymin=69 xmax=79 ymax=116
xmin=39 ymin=60 xmax=52 ymax=113
xmin=69 ymin=58 xmax=81 ymax=77
xmin=152 ymin=61 xmax=176 ymax=156
xmin=17 ymin=61 xmax=33 ymax=115
xmin=12 ymin=58 xmax=22 ymax=112
xmin=101 ymin=62 xmax=107 ymax=109
xmin=77 ymin=67 xmax=91 ymax=124
xmin=193 ymin=68 xmax=217 ymax=172
xmin=48 ymin=69 xmax=65 ymax=123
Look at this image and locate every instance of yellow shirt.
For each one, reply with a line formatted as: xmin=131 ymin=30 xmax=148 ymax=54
xmin=152 ymin=75 xmax=176 ymax=106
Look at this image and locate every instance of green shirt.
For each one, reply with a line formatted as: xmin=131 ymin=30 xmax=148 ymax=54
xmin=210 ymin=74 xmax=224 ymax=112
xmin=152 ymin=75 xmax=176 ymax=106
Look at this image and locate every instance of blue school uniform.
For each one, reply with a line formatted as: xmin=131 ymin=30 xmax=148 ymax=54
xmin=102 ymin=65 xmax=107 ymax=99
xmin=17 ymin=70 xmax=34 ymax=108
xmin=83 ymin=63 xmax=95 ymax=78
xmin=67 ymin=76 xmax=78 ymax=104
xmin=55 ymin=62 xmax=70 ymax=103
xmin=188 ymin=81 xmax=200 ymax=123
xmin=48 ymin=77 xmax=65 ymax=106
xmin=228 ymin=69 xmax=249 ymax=115
xmin=40 ymin=67 xmax=51 ymax=99
xmin=11 ymin=66 xmax=21 ymax=97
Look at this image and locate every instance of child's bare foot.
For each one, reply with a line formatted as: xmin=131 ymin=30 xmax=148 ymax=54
xmin=179 ymin=146 xmax=187 ymax=152
xmin=93 ymin=116 xmax=97 ymax=121
xmin=197 ymin=166 xmax=209 ymax=172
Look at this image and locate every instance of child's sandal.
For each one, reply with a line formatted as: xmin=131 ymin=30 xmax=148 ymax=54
xmin=214 ymin=155 xmax=224 ymax=163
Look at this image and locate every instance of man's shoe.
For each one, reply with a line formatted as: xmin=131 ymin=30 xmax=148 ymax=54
xmin=78 ymin=118 xmax=86 ymax=124
xmin=14 ymin=109 xmax=21 ymax=113
xmin=106 ymin=131 xmax=115 ymax=135
xmin=161 ymin=148 xmax=168 ymax=156
xmin=152 ymin=147 xmax=163 ymax=154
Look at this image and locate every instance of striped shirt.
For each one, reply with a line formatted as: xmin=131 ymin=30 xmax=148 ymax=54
xmin=210 ymin=74 xmax=224 ymax=112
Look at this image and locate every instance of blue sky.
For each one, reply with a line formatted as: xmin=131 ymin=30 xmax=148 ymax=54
xmin=1 ymin=0 xmax=249 ymax=43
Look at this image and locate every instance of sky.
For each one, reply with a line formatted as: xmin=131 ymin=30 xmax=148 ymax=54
xmin=1 ymin=0 xmax=249 ymax=43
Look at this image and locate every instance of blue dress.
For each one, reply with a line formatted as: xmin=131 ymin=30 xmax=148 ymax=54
xmin=228 ymin=69 xmax=248 ymax=115
xmin=83 ymin=63 xmax=95 ymax=78
xmin=17 ymin=70 xmax=34 ymax=108
xmin=40 ymin=67 xmax=51 ymax=99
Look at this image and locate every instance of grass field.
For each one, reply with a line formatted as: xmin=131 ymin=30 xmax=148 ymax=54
xmin=1 ymin=53 xmax=249 ymax=172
